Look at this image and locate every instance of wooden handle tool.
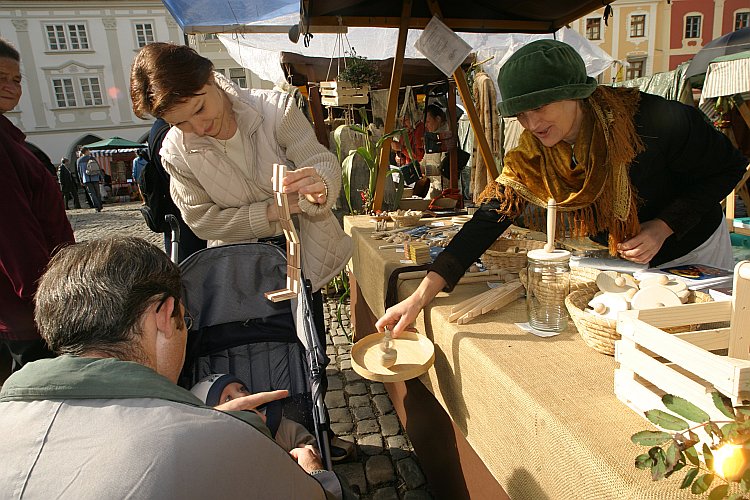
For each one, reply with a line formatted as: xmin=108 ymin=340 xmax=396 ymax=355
xmin=545 ymin=198 xmax=556 ymax=252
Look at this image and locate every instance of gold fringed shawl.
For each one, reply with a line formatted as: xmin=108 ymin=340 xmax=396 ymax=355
xmin=478 ymin=86 xmax=644 ymax=255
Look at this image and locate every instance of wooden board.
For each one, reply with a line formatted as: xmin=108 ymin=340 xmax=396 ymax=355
xmin=351 ymin=331 xmax=435 ymax=383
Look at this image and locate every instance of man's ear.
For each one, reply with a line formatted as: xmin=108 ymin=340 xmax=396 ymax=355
xmin=154 ymin=296 xmax=177 ymax=338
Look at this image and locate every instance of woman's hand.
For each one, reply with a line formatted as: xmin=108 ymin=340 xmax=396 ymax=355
xmin=617 ymin=219 xmax=674 ymax=264
xmin=282 ymin=167 xmax=328 ymax=205
xmin=214 ymin=389 xmax=289 ymax=413
xmin=376 ymin=271 xmax=447 ymax=336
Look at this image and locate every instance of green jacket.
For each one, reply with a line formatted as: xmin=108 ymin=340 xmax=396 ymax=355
xmin=0 ymin=356 xmax=339 ymax=499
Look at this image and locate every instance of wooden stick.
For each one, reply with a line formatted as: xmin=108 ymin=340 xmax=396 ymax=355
xmin=448 ymin=288 xmax=499 ymax=322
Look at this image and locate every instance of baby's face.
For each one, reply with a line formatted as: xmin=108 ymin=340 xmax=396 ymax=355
xmin=220 ymin=382 xmax=251 ymax=403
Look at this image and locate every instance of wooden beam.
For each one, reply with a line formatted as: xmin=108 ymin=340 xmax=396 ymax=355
xmin=372 ymin=0 xmax=411 ymax=212
xmin=304 ymin=64 xmax=330 ymax=149
xmin=447 ymin=79 xmax=459 ymax=193
xmin=304 ymin=16 xmax=552 ymax=33
xmin=426 ymin=0 xmax=499 ymax=180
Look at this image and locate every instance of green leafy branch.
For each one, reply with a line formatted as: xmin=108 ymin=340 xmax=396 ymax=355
xmin=632 ymin=392 xmax=750 ymax=499
xmin=334 ymin=107 xmax=404 ymax=214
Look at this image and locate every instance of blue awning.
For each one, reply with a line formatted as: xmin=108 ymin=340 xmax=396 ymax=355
xmin=162 ymin=0 xmax=298 ymax=33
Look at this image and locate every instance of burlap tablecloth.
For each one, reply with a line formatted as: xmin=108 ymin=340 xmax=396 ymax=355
xmin=344 ymin=216 xmax=693 ymax=499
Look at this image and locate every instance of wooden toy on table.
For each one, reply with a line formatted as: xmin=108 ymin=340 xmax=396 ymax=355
xmin=264 ymin=163 xmax=302 ymax=302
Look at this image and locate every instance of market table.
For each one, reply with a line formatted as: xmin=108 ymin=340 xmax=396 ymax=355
xmin=344 ymin=215 xmax=694 ymax=500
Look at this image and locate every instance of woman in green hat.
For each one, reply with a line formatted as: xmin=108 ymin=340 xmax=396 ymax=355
xmin=377 ymin=39 xmax=747 ymax=336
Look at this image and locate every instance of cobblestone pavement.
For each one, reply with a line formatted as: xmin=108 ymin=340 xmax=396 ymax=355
xmin=67 ymin=201 xmax=432 ymax=500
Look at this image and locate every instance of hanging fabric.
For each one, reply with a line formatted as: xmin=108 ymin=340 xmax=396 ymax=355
xmin=470 ymin=71 xmax=501 ymax=203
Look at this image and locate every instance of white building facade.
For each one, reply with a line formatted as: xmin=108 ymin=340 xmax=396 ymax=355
xmin=1 ymin=0 xmax=270 ymax=164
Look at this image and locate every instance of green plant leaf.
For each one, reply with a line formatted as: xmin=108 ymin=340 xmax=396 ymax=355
xmin=708 ymin=483 xmax=729 ymax=500
xmin=685 ymin=446 xmax=701 ymax=465
xmin=665 ymin=442 xmax=680 ymax=471
xmin=740 ymin=467 xmax=750 ymax=492
xmin=645 ymin=409 xmax=690 ymax=431
xmin=355 ymin=146 xmax=374 ymax=167
xmin=703 ymin=443 xmax=715 ymax=471
xmin=649 ymin=447 xmax=667 ymax=481
xmin=665 ymin=461 xmax=686 ymax=478
xmin=635 ymin=453 xmax=653 ymax=470
xmin=692 ymin=473 xmax=715 ymax=494
xmin=727 ymin=494 xmax=744 ymax=500
xmin=631 ymin=431 xmax=673 ymax=446
xmin=713 ymin=392 xmax=737 ymax=420
xmin=681 ymin=468 xmax=699 ymax=489
xmin=722 ymin=422 xmax=740 ymax=443
xmin=341 ymin=153 xmax=356 ymax=215
xmin=663 ymin=394 xmax=710 ymax=423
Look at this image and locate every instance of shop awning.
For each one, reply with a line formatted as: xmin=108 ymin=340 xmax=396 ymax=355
xmin=701 ymin=51 xmax=750 ymax=101
xmin=83 ymin=137 xmax=146 ymax=150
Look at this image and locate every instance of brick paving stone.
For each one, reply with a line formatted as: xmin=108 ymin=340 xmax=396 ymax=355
xmin=344 ymin=382 xmax=367 ymax=396
xmin=325 ymin=390 xmax=346 ymax=408
xmin=371 ymin=486 xmax=399 ymax=500
xmin=329 ymin=407 xmax=351 ymax=424
xmin=404 ymin=489 xmax=434 ymax=500
xmin=396 ymin=458 xmax=426 ymax=489
xmin=378 ymin=414 xmax=401 ymax=437
xmin=333 ymin=336 xmax=350 ymax=346
xmin=339 ymin=359 xmax=352 ymax=370
xmin=353 ymin=406 xmax=375 ymax=421
xmin=336 ymin=344 xmax=352 ymax=354
xmin=336 ymin=353 xmax=351 ymax=363
xmin=356 ymin=418 xmax=380 ymax=435
xmin=348 ymin=395 xmax=371 ymax=407
xmin=373 ymin=394 xmax=394 ymax=414
xmin=334 ymin=462 xmax=367 ymax=495
xmin=326 ymin=345 xmax=336 ymax=356
xmin=327 ymin=376 xmax=343 ymax=391
xmin=344 ymin=369 xmax=363 ymax=383
xmin=331 ymin=422 xmax=354 ymax=435
xmin=365 ymin=455 xmax=395 ymax=485
xmin=326 ymin=367 xmax=339 ymax=377
xmin=369 ymin=382 xmax=387 ymax=395
xmin=386 ymin=435 xmax=411 ymax=461
xmin=357 ymin=433 xmax=384 ymax=455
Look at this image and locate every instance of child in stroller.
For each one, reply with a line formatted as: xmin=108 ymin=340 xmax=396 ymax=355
xmin=192 ymin=373 xmax=317 ymax=452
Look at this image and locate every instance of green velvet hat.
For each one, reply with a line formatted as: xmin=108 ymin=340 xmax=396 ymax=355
xmin=497 ymin=39 xmax=598 ymax=117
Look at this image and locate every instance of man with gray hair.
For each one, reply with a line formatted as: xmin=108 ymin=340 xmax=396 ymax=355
xmin=0 ymin=237 xmax=344 ymax=499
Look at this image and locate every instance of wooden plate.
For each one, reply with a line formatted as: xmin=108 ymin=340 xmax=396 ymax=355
xmin=351 ymin=331 xmax=435 ymax=382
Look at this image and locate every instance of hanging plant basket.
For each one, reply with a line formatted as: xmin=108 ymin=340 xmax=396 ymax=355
xmin=320 ymin=80 xmax=370 ymax=106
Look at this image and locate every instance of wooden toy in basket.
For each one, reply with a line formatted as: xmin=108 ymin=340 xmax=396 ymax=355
xmin=565 ymin=276 xmax=712 ymax=356
xmin=615 ymin=260 xmax=750 ymax=429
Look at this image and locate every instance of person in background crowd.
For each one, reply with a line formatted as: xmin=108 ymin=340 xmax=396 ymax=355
xmin=77 ymin=146 xmax=103 ymax=212
xmin=378 ymin=39 xmax=747 ymax=337
xmin=0 ymin=237 xmax=347 ymax=499
xmin=0 ymin=37 xmax=74 ymax=371
xmin=132 ymin=148 xmax=148 ymax=200
xmin=57 ymin=157 xmax=81 ymax=209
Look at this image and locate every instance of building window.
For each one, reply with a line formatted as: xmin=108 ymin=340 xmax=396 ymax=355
xmin=229 ymin=68 xmax=247 ymax=88
xmin=51 ymin=76 xmax=104 ymax=108
xmin=45 ymin=24 xmax=89 ymax=51
xmin=52 ymin=78 xmax=77 ymax=107
xmin=626 ymin=60 xmax=644 ymax=80
xmin=630 ymin=15 xmax=646 ymax=38
xmin=135 ymin=23 xmax=155 ymax=47
xmin=586 ymin=18 xmax=601 ymax=40
xmin=80 ymin=77 xmax=103 ymax=106
xmin=685 ymin=16 xmax=701 ymax=38
xmin=736 ymin=12 xmax=750 ymax=30
xmin=204 ymin=33 xmax=219 ymax=41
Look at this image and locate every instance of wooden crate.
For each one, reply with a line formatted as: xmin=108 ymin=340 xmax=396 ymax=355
xmin=614 ymin=261 xmax=750 ymax=426
xmin=320 ymin=80 xmax=369 ymax=106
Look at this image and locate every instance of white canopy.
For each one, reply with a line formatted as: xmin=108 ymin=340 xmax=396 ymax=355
xmin=218 ymin=23 xmax=614 ymax=95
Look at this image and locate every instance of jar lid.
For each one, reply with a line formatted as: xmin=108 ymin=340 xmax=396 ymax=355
xmin=527 ymin=248 xmax=571 ymax=262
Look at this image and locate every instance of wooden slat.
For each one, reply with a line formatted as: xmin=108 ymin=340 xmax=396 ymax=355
xmin=619 ymin=300 xmax=732 ymax=328
xmin=674 ymin=327 xmax=731 ymax=351
xmin=729 ymin=261 xmax=750 ymax=359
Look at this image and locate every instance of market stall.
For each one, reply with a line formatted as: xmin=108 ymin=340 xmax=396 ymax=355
xmin=83 ymin=137 xmax=145 ymax=203
xmin=344 ymin=215 xmax=696 ymax=499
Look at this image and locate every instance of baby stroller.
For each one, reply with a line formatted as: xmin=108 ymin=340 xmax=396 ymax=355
xmin=167 ymin=216 xmax=332 ymax=468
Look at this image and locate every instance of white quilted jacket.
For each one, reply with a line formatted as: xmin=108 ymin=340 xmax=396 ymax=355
xmin=160 ymin=73 xmax=352 ymax=290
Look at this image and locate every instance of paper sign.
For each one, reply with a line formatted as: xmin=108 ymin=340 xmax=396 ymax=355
xmin=414 ymin=16 xmax=473 ymax=77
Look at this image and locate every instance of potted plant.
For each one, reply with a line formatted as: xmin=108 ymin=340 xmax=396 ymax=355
xmin=334 ymin=108 xmax=404 ymax=214
xmin=320 ymin=50 xmax=380 ymax=106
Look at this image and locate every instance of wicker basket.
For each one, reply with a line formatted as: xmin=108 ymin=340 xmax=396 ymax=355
xmin=481 ymin=239 xmax=547 ymax=272
xmin=391 ymin=214 xmax=422 ymax=228
xmin=565 ymin=285 xmax=713 ymax=356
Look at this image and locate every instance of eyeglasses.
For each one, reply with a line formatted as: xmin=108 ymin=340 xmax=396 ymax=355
xmin=184 ymin=309 xmax=194 ymax=331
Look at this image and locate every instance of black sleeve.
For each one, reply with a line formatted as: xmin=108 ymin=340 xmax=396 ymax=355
xmin=638 ymin=95 xmax=747 ymax=238
xmin=429 ymin=198 xmax=513 ymax=292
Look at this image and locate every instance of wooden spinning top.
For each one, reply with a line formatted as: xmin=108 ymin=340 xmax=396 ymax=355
xmin=380 ymin=327 xmax=397 ymax=368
